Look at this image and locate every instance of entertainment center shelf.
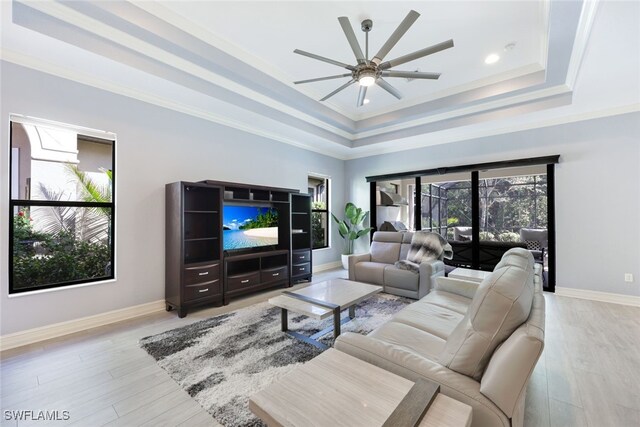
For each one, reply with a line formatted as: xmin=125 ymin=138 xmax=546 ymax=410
xmin=224 ymin=250 xmax=290 ymax=304
xmin=166 ymin=180 xmax=313 ymax=317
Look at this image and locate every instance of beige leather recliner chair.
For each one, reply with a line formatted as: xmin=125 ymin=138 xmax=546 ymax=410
xmin=336 ymin=248 xmax=545 ymax=427
xmin=348 ymin=231 xmax=446 ymax=299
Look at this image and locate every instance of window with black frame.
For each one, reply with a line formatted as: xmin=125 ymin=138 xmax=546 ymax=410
xmin=308 ymin=176 xmax=329 ymax=249
xmin=9 ymin=118 xmax=115 ymax=294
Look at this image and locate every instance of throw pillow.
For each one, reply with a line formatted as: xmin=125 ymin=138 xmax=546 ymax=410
xmin=394 ymin=231 xmax=452 ymax=273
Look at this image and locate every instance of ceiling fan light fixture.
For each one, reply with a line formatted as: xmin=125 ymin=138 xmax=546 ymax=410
xmin=358 ymin=71 xmax=376 ymax=86
xmin=363 ymin=98 xmax=370 ymax=104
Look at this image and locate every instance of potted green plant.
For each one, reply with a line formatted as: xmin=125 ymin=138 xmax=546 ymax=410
xmin=331 ymin=202 xmax=373 ymax=269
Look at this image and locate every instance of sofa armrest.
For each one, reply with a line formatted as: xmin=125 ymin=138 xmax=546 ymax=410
xmin=347 ymin=253 xmax=371 ymax=280
xmin=335 ymin=332 xmax=509 ymax=426
xmin=435 ymin=276 xmax=480 ymax=299
xmin=417 ymin=260 xmax=445 ymax=299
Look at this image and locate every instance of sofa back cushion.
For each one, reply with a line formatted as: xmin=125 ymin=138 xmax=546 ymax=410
xmin=371 ymin=232 xmax=403 ymax=264
xmin=494 ymin=247 xmax=534 ymax=270
xmin=480 ymin=284 xmax=545 ymax=417
xmin=438 ymin=262 xmax=534 ymax=380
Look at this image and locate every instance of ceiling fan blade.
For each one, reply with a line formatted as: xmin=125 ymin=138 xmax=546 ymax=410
xmin=376 ymin=78 xmax=402 ymax=99
xmin=357 ymin=85 xmax=368 ymax=107
xmin=338 ymin=16 xmax=366 ymax=64
xmin=380 ymin=39 xmax=454 ymax=70
xmin=320 ymin=79 xmax=356 ymax=101
xmin=372 ymin=10 xmax=420 ymax=65
xmin=294 ymin=74 xmax=353 ymax=84
xmin=381 ymin=70 xmax=441 ymax=80
xmin=294 ymin=49 xmax=356 ymax=70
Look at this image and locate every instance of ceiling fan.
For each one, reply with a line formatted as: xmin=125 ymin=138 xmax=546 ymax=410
xmin=293 ymin=10 xmax=454 ymax=107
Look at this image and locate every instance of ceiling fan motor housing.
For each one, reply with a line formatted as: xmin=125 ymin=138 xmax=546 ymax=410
xmin=361 ymin=19 xmax=373 ymax=32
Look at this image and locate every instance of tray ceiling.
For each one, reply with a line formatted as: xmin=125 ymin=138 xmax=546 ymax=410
xmin=2 ymin=0 xmax=638 ymax=159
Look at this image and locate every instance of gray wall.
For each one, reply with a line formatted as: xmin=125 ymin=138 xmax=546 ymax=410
xmin=0 ymin=63 xmax=345 ymax=335
xmin=345 ymin=112 xmax=640 ymax=297
xmin=1 ymin=60 xmax=638 ymax=336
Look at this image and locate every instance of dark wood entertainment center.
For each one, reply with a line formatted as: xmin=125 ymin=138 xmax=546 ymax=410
xmin=165 ymin=180 xmax=312 ymax=317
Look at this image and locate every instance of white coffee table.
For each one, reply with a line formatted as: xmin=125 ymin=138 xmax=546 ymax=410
xmin=448 ymin=267 xmax=491 ymax=283
xmin=268 ymin=279 xmax=382 ymax=349
xmin=250 ymin=349 xmax=472 ymax=427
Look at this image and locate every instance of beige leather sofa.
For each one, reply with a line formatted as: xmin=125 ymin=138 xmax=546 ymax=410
xmin=348 ymin=231 xmax=445 ymax=299
xmin=336 ymin=248 xmax=545 ymax=427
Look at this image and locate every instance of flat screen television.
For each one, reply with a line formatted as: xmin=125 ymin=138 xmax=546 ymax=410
xmin=223 ymin=205 xmax=279 ymax=251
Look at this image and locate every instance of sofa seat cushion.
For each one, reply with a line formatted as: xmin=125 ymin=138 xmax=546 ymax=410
xmin=369 ymin=322 xmax=445 ymax=360
xmin=354 ymin=262 xmax=386 ymax=285
xmin=423 ymin=290 xmax=473 ymax=315
xmin=383 ymin=265 xmax=419 ymax=290
xmin=391 ymin=301 xmax=464 ymax=340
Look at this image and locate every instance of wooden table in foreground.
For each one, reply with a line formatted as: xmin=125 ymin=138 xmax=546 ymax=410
xmin=268 ymin=279 xmax=382 ymax=349
xmin=448 ymin=267 xmax=491 ymax=283
xmin=249 ymin=349 xmax=472 ymax=427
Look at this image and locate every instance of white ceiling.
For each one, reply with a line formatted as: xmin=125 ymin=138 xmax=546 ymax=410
xmin=1 ymin=0 xmax=639 ymax=160
xmin=160 ymin=1 xmax=546 ymax=118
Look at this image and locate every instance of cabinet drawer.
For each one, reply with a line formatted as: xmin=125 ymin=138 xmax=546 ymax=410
xmin=292 ymin=262 xmax=311 ymax=277
xmin=184 ymin=280 xmax=221 ymax=302
xmin=261 ymin=266 xmax=289 ymax=283
xmin=227 ymin=271 xmax=260 ymax=292
xmin=184 ymin=263 xmax=220 ymax=285
xmin=293 ymin=250 xmax=311 ymax=263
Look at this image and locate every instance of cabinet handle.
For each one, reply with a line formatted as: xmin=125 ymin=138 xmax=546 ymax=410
xmin=272 ymin=273 xmax=279 ymax=277
xmin=299 ymin=267 xmax=305 ymax=271
xmin=241 ymin=279 xmax=250 ymax=284
xmin=299 ymin=256 xmax=305 ymax=260
xmin=198 ymin=288 xmax=209 ymax=293
xmin=198 ymin=272 xmax=209 ymax=276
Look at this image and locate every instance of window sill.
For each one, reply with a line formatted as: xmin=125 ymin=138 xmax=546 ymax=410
xmin=7 ymin=277 xmax=116 ymax=298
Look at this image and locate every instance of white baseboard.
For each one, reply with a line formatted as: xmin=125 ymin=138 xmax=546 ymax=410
xmin=1 ymin=262 xmax=345 ymax=352
xmin=555 ymin=287 xmax=640 ymax=307
xmin=0 ymin=300 xmax=166 ymax=352
xmin=313 ymin=261 xmax=343 ymax=273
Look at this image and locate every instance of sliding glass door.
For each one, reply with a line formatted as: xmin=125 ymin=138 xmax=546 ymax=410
xmin=368 ymin=159 xmax=556 ymax=292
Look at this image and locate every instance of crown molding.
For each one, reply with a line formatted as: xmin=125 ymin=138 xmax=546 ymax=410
xmin=6 ymin=46 xmax=637 ymax=163
xmin=18 ymin=0 xmax=354 ymax=142
xmin=354 ymin=84 xmax=571 ymax=140
xmin=0 ymin=50 xmax=351 ymax=160
xmin=132 ymin=0 xmax=356 ymax=121
xmin=566 ymin=0 xmax=601 ymax=89
xmin=344 ymin=103 xmax=640 ymax=160
xmin=539 ymin=0 xmax=552 ymax=69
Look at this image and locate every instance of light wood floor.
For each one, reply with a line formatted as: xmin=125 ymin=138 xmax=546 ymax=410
xmin=1 ymin=269 xmax=639 ymax=427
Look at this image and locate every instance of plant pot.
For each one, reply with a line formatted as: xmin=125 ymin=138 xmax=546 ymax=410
xmin=341 ymin=254 xmax=350 ymax=270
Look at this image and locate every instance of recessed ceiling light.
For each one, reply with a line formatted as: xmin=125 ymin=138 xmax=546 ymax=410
xmin=363 ymin=99 xmax=370 ymax=104
xmin=484 ymin=53 xmax=500 ymax=64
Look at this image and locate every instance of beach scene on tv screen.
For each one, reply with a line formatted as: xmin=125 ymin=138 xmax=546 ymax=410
xmin=223 ymin=206 xmax=278 ymax=250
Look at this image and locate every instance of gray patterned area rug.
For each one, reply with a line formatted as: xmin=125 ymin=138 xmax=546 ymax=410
xmin=140 ymin=293 xmax=411 ymax=427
